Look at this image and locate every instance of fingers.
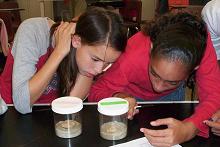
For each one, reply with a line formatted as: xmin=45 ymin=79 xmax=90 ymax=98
xmin=212 ymin=127 xmax=220 ymax=136
xmin=150 ymin=118 xmax=176 ymax=127
xmin=140 ymin=118 xmax=184 ymax=146
xmin=133 ymin=108 xmax=139 ymax=116
xmin=53 ymin=21 xmax=76 ymax=57
xmin=124 ymin=97 xmax=137 ymax=120
xmin=68 ymin=22 xmax=76 ymax=35
xmin=204 ymin=120 xmax=220 ymax=136
xmin=127 ymin=107 xmax=135 ymax=120
xmin=72 ymin=15 xmax=79 ymax=22
xmin=212 ymin=110 xmax=220 ymax=121
xmin=140 ymin=128 xmax=169 ymax=137
xmin=56 ymin=22 xmax=75 ymax=35
xmin=211 ymin=127 xmax=220 ymax=134
xmin=204 ymin=120 xmax=220 ymax=129
xmin=56 ymin=21 xmax=68 ymax=33
xmin=140 ymin=128 xmax=174 ymax=147
xmin=55 ymin=21 xmax=76 ymax=43
xmin=213 ymin=133 xmax=220 ymax=136
xmin=144 ymin=134 xmax=171 ymax=147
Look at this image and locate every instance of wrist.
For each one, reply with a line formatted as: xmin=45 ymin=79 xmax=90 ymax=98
xmin=113 ymin=92 xmax=133 ymax=99
xmin=52 ymin=49 xmax=67 ymax=61
xmin=183 ymin=121 xmax=198 ymax=141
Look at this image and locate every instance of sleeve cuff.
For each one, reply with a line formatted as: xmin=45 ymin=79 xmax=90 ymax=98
xmin=184 ymin=117 xmax=209 ymax=138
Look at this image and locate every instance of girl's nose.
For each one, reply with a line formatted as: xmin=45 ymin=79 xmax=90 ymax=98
xmin=94 ymin=63 xmax=104 ymax=74
xmin=154 ymin=80 xmax=166 ymax=93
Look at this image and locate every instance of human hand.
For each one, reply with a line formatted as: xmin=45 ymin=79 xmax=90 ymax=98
xmin=123 ymin=97 xmax=138 ymax=120
xmin=54 ymin=21 xmax=76 ymax=57
xmin=140 ymin=118 xmax=197 ymax=147
xmin=113 ymin=92 xmax=138 ymax=120
xmin=204 ymin=110 xmax=220 ymax=136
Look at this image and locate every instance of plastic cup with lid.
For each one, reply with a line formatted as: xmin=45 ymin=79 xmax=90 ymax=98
xmin=97 ymin=97 xmax=129 ymax=140
xmin=51 ymin=96 xmax=83 ymax=138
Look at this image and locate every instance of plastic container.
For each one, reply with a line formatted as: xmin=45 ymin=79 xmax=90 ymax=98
xmin=51 ymin=97 xmax=83 ymax=138
xmin=98 ymin=97 xmax=129 ymax=140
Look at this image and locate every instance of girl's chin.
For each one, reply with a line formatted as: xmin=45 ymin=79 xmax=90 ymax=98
xmin=80 ymin=71 xmax=94 ymax=78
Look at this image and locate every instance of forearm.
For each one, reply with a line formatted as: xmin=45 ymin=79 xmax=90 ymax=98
xmin=70 ymin=73 xmax=93 ymax=99
xmin=113 ymin=92 xmax=133 ymax=98
xmin=184 ymin=101 xmax=219 ymax=138
xmin=88 ymin=60 xmax=129 ymax=102
xmin=88 ymin=79 xmax=126 ymax=102
xmin=183 ymin=121 xmax=199 ymax=142
xmin=29 ymin=50 xmax=65 ymax=105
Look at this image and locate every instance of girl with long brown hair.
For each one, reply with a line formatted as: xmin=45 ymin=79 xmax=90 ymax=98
xmin=0 ymin=7 xmax=126 ymax=114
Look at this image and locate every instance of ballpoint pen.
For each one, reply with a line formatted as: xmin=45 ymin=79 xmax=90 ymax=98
xmin=135 ymin=104 xmax=154 ymax=109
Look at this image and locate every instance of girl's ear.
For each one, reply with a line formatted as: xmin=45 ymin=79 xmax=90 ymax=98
xmin=71 ymin=35 xmax=81 ymax=48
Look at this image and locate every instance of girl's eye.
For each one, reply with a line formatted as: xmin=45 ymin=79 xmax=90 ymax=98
xmin=167 ymin=81 xmax=178 ymax=86
xmin=92 ymin=58 xmax=99 ymax=62
xmin=150 ymin=70 xmax=158 ymax=78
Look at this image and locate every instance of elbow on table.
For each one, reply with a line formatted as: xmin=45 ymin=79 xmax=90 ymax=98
xmin=13 ymin=102 xmax=32 ymax=114
xmin=13 ymin=95 xmax=32 ymax=114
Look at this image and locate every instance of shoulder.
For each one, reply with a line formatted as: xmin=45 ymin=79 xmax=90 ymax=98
xmin=202 ymin=0 xmax=220 ymax=36
xmin=202 ymin=0 xmax=220 ymax=19
xmin=118 ymin=32 xmax=151 ymax=67
xmin=128 ymin=32 xmax=149 ymax=44
xmin=20 ymin=17 xmax=47 ymax=27
xmin=11 ymin=17 xmax=51 ymax=56
xmin=202 ymin=0 xmax=220 ymax=11
xmin=16 ymin=17 xmax=49 ymax=34
xmin=126 ymin=32 xmax=151 ymax=54
xmin=13 ymin=17 xmax=50 ymax=44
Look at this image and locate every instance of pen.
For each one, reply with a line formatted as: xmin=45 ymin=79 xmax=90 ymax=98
xmin=135 ymin=104 xmax=154 ymax=109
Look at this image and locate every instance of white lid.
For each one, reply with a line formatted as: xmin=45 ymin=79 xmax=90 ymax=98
xmin=98 ymin=97 xmax=129 ymax=116
xmin=51 ymin=97 xmax=83 ymax=114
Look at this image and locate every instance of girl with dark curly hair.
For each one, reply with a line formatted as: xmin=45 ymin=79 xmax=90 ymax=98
xmin=89 ymin=12 xmax=220 ymax=146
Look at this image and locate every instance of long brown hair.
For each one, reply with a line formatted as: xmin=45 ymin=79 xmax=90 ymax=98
xmin=50 ymin=7 xmax=127 ymax=96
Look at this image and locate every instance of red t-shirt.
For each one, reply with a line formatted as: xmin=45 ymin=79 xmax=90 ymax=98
xmin=89 ymin=32 xmax=220 ymax=138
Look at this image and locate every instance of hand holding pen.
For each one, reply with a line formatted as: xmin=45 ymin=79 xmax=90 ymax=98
xmin=204 ymin=110 xmax=220 ymax=136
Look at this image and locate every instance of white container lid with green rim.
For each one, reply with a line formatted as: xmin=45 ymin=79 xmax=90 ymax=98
xmin=51 ymin=97 xmax=83 ymax=114
xmin=98 ymin=97 xmax=129 ymax=116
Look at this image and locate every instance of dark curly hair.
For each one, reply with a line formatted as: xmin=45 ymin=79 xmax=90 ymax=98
xmin=143 ymin=12 xmax=207 ymax=73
